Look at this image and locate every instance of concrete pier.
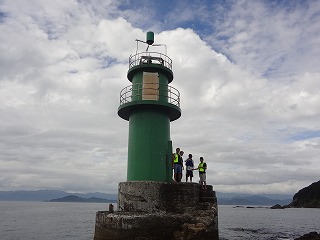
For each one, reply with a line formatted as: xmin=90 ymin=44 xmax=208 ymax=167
xmin=94 ymin=181 xmax=218 ymax=240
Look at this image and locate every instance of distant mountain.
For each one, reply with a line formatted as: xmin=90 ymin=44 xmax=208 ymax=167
xmin=216 ymin=192 xmax=292 ymax=206
xmin=254 ymin=193 xmax=293 ymax=200
xmin=0 ymin=190 xmax=68 ymax=201
xmin=288 ymin=180 xmax=320 ymax=208
xmin=0 ymin=189 xmax=293 ymax=205
xmin=216 ymin=192 xmax=292 ymax=200
xmin=48 ymin=195 xmax=116 ymax=203
xmin=0 ymin=190 xmax=117 ymax=202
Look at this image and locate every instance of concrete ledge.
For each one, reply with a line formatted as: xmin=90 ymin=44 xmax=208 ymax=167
xmin=118 ymin=181 xmax=202 ymax=213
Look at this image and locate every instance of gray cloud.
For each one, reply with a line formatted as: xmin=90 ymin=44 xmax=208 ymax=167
xmin=0 ymin=0 xmax=319 ymax=195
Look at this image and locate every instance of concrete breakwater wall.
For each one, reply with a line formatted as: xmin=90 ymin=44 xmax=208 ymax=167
xmin=94 ymin=181 xmax=218 ymax=240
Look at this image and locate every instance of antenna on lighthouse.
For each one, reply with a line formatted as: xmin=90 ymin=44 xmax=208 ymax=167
xmin=135 ymin=31 xmax=167 ymax=55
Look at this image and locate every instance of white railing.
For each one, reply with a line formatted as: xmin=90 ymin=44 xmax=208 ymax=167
xmin=129 ymin=52 xmax=172 ymax=70
xmin=120 ymin=83 xmax=180 ymax=108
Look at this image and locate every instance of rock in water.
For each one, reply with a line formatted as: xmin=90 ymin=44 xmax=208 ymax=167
xmin=270 ymin=204 xmax=285 ymax=209
xmin=294 ymin=232 xmax=320 ymax=240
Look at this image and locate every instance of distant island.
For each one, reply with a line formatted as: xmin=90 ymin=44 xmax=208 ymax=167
xmin=0 ymin=189 xmax=117 ymax=202
xmin=48 ymin=195 xmax=117 ymax=203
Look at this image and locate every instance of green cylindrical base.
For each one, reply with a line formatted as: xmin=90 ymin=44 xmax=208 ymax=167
xmin=127 ymin=108 xmax=170 ymax=181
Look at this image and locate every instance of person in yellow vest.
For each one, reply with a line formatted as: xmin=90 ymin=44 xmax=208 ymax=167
xmin=194 ymin=157 xmax=207 ymax=189
xmin=172 ymin=148 xmax=183 ymax=182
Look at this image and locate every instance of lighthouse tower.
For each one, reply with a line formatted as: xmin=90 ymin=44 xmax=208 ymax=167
xmin=118 ymin=31 xmax=181 ymax=182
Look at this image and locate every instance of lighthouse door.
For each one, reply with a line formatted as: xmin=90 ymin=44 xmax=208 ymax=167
xmin=142 ymin=72 xmax=159 ymax=100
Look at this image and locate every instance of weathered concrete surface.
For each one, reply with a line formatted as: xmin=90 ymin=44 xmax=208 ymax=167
xmin=95 ymin=211 xmax=217 ymax=240
xmin=94 ymin=181 xmax=218 ymax=240
xmin=118 ymin=181 xmax=200 ymax=213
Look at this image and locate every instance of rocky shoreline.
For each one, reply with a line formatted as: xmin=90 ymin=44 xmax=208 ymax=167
xmin=288 ymin=180 xmax=320 ymax=208
xmin=271 ymin=180 xmax=320 ymax=209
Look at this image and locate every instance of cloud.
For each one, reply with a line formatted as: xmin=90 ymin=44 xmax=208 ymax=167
xmin=0 ymin=0 xmax=319 ymax=195
xmin=206 ymin=1 xmax=320 ymax=78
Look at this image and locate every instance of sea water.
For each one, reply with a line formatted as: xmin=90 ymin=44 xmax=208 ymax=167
xmin=0 ymin=201 xmax=103 ymax=240
xmin=0 ymin=202 xmax=319 ymax=240
xmin=219 ymin=205 xmax=320 ymax=240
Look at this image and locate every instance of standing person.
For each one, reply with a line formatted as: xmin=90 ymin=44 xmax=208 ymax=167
xmin=179 ymin=151 xmax=184 ymax=182
xmin=185 ymin=154 xmax=194 ymax=182
xmin=194 ymin=157 xmax=207 ymax=189
xmin=172 ymin=148 xmax=183 ymax=182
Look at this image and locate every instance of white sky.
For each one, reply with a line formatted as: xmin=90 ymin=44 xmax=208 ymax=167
xmin=1 ymin=0 xmax=319 ymax=195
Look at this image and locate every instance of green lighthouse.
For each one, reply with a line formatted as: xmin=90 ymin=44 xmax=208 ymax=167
xmin=94 ymin=31 xmax=218 ymax=240
xmin=118 ymin=31 xmax=181 ymax=182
